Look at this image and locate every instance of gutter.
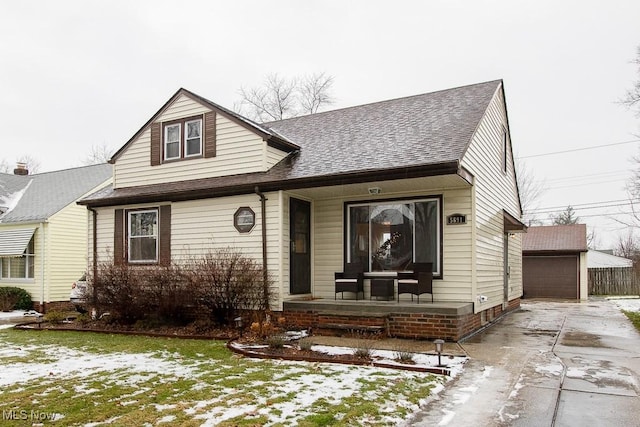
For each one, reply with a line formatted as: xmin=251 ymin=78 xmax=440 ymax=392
xmin=79 ymin=161 xmax=461 ymax=208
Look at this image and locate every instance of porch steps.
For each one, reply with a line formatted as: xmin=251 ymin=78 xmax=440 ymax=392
xmin=315 ymin=312 xmax=389 ymax=336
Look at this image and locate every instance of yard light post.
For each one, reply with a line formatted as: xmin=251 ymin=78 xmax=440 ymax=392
xmin=434 ymin=339 xmax=445 ymax=367
xmin=234 ymin=316 xmax=243 ymax=337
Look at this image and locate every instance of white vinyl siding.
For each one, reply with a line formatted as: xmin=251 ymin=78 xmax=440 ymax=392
xmin=460 ymin=85 xmax=522 ymax=311
xmin=91 ymin=207 xmax=115 ymax=264
xmin=441 ymin=189 xmax=474 ymax=301
xmin=308 ymin=184 xmax=473 ymax=302
xmin=310 ymin=197 xmax=343 ymax=299
xmin=114 ymin=94 xmax=289 ymax=189
xmin=46 ymin=202 xmax=91 ymax=302
xmin=266 ymin=145 xmax=289 ymax=169
xmin=172 ymin=194 xmax=283 ymax=309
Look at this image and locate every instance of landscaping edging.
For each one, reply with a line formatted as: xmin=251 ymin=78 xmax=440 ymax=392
xmin=227 ymin=340 xmax=452 ymax=376
xmin=10 ymin=322 xmax=452 ymax=375
xmin=13 ymin=322 xmax=236 ymax=341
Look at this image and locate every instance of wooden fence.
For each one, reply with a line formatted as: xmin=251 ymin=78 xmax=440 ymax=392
xmin=588 ymin=267 xmax=640 ymax=296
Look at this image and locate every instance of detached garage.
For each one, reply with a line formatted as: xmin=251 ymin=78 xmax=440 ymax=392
xmin=522 ymin=224 xmax=588 ymax=300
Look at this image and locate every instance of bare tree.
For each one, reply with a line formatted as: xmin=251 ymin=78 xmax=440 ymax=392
xmin=0 ymin=159 xmax=9 ymax=174
xmin=551 ymin=205 xmax=580 ymax=225
xmin=587 ymin=227 xmax=600 ymax=250
xmin=516 ymin=158 xmax=546 ymax=225
xmin=82 ymin=142 xmax=114 ymax=165
xmin=237 ymin=72 xmax=335 ymax=122
xmin=298 ymin=72 xmax=335 ymax=114
xmin=621 ymin=45 xmax=640 ymax=116
xmin=615 ymin=229 xmax=640 ymax=260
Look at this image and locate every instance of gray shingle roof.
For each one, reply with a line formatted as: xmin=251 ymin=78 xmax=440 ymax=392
xmin=0 ymin=163 xmax=112 ymax=223
xmin=263 ymin=80 xmax=501 ymax=178
xmin=80 ymin=80 xmax=502 ymax=206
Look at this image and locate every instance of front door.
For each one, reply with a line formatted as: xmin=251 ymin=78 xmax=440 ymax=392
xmin=290 ymin=198 xmax=311 ymax=294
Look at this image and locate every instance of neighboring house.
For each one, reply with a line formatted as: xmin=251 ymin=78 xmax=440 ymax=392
xmin=587 ymin=250 xmax=637 ymax=296
xmin=0 ymin=163 xmax=112 ymax=311
xmin=587 ymin=250 xmax=632 ymax=269
xmin=522 ymin=224 xmax=588 ymax=300
xmin=78 ymin=80 xmax=525 ymax=340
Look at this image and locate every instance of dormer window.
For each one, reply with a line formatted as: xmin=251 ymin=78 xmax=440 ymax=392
xmin=162 ymin=116 xmax=202 ymax=161
xmin=185 ymin=119 xmax=202 ymax=157
xmin=164 ymin=124 xmax=181 ymax=160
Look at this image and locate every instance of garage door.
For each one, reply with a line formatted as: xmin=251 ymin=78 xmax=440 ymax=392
xmin=523 ymin=255 xmax=578 ymax=299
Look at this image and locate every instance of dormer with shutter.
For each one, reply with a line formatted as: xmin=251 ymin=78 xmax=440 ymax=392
xmin=109 ymin=88 xmax=299 ymax=189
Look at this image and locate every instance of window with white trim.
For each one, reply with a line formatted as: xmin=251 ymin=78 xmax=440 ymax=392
xmin=128 ymin=209 xmax=158 ymax=263
xmin=0 ymin=237 xmax=35 ymax=279
xmin=163 ymin=116 xmax=202 ymax=161
xmin=164 ymin=123 xmax=181 ymax=160
xmin=346 ymin=198 xmax=441 ymax=276
xmin=185 ymin=119 xmax=202 ymax=157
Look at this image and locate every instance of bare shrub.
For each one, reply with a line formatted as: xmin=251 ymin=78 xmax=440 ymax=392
xmin=266 ymin=334 xmax=286 ymax=349
xmin=298 ymin=338 xmax=313 ymax=351
xmin=188 ymin=247 xmax=274 ymax=327
xmin=44 ymin=310 xmax=65 ymax=325
xmin=393 ymin=344 xmax=415 ymax=363
xmin=89 ymin=261 xmax=144 ymax=324
xmin=352 ymin=339 xmax=374 ymax=360
xmin=144 ymin=263 xmax=194 ymax=325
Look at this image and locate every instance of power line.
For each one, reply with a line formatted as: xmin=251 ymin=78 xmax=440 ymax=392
xmin=517 ymin=139 xmax=640 ymax=159
xmin=527 ymin=198 xmax=640 ymax=213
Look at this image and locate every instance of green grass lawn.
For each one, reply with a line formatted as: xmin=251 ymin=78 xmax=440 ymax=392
xmin=623 ymin=310 xmax=640 ymax=332
xmin=0 ymin=328 xmax=443 ymax=426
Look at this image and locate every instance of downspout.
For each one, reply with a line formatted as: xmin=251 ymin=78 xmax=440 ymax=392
xmin=254 ymin=187 xmax=268 ymax=308
xmin=39 ymin=222 xmax=45 ymax=313
xmin=88 ymin=207 xmax=98 ymax=305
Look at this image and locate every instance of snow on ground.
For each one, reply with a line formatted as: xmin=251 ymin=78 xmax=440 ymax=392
xmin=610 ymin=297 xmax=640 ymax=312
xmin=0 ymin=329 xmax=462 ymax=426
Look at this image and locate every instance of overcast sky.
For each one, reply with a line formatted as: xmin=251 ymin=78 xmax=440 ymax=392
xmin=1 ymin=1 xmax=639 ymax=248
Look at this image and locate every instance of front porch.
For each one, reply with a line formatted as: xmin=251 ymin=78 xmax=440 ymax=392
xmin=282 ymin=298 xmax=495 ymax=341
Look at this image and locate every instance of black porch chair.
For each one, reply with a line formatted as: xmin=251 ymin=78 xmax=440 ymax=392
xmin=397 ymin=262 xmax=433 ymax=303
xmin=335 ymin=262 xmax=364 ymax=300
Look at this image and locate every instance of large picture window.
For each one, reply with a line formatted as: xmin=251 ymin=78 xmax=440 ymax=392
xmin=128 ymin=209 xmax=158 ymax=263
xmin=347 ymin=198 xmax=441 ymax=276
xmin=0 ymin=237 xmax=35 ymax=279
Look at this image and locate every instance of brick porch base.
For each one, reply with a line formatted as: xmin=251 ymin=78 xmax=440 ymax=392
xmin=283 ymin=298 xmax=521 ymax=341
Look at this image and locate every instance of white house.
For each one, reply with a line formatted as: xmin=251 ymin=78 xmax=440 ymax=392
xmin=79 ymin=80 xmax=524 ymax=340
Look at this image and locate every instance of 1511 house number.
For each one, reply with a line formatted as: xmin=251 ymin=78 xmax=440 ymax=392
xmin=447 ymin=214 xmax=466 ymax=225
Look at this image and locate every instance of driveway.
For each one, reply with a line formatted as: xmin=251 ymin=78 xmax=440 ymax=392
xmin=410 ymin=299 xmax=640 ymax=426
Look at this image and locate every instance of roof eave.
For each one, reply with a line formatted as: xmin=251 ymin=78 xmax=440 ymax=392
xmin=79 ymin=161 xmax=461 ymax=208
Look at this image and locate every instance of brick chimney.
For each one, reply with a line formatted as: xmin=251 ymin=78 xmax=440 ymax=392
xmin=13 ymin=162 xmax=28 ymax=175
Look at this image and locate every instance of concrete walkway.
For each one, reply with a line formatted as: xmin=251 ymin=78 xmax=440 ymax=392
xmin=410 ymin=299 xmax=640 ymax=426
